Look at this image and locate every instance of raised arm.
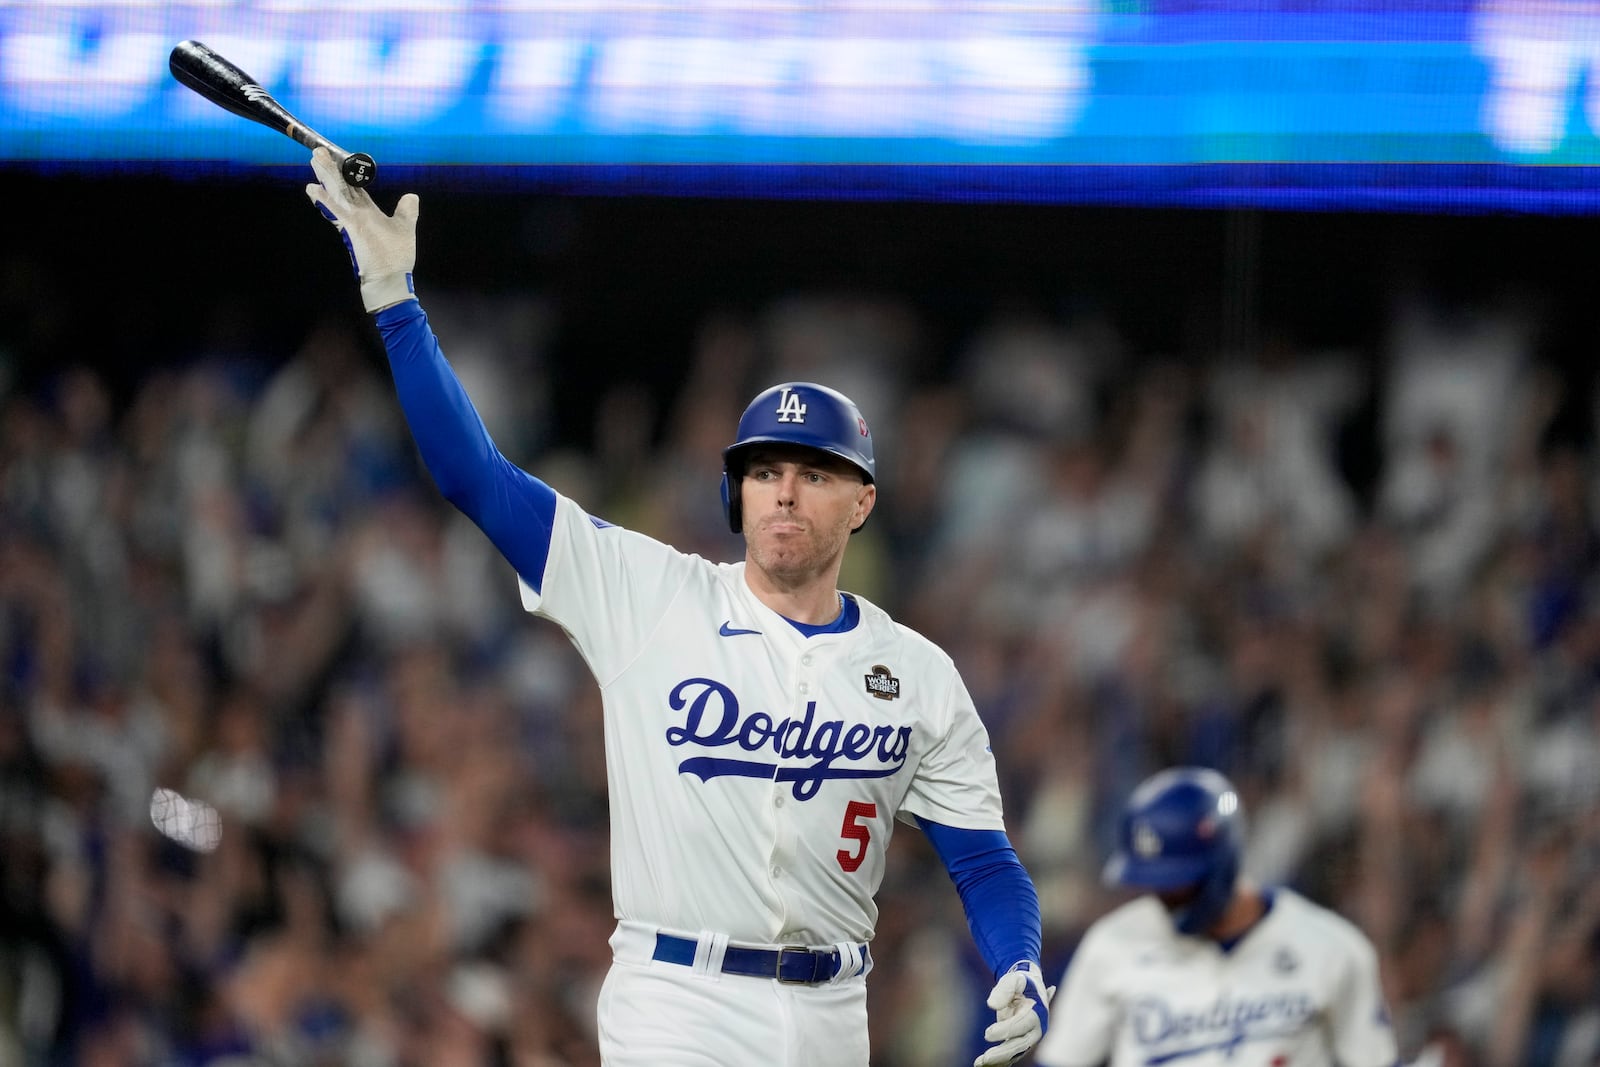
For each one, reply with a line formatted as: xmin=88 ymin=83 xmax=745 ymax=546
xmin=304 ymin=147 xmax=558 ymax=590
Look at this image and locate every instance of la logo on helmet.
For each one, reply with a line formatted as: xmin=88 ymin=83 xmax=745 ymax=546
xmin=775 ymin=388 xmax=808 ymax=423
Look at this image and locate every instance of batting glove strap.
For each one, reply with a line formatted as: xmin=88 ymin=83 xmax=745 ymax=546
xmin=974 ymin=960 xmax=1055 ymax=1067
xmin=305 ymin=146 xmax=420 ymax=313
xmin=361 ymin=272 xmax=415 ymax=313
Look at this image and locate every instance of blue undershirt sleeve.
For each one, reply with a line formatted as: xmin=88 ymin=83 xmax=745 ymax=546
xmin=916 ymin=816 xmax=1043 ymax=979
xmin=375 ymin=302 xmax=559 ymax=592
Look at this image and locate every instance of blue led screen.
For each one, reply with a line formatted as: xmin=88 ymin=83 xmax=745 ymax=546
xmin=5 ymin=2 xmax=1600 ymax=210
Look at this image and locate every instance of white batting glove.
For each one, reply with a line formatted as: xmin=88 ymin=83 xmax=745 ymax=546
xmin=304 ymin=147 xmax=419 ymax=313
xmin=975 ymin=960 xmax=1054 ymax=1067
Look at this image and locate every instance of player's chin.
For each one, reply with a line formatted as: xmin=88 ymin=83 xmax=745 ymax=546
xmin=752 ymin=544 xmax=812 ymax=574
xmin=751 ymin=541 xmax=826 ymax=580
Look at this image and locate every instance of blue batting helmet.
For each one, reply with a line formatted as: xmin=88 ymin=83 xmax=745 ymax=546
xmin=1104 ymin=767 xmax=1244 ymax=937
xmin=721 ymin=382 xmax=875 ymax=534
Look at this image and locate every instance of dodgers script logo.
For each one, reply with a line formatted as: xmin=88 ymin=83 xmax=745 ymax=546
xmin=665 ymin=678 xmax=911 ymax=800
xmin=1129 ymin=992 xmax=1316 ymax=1061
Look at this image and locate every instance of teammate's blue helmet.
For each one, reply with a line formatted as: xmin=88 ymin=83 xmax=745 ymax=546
xmin=721 ymin=382 xmax=875 ymax=535
xmin=1104 ymin=767 xmax=1244 ymax=937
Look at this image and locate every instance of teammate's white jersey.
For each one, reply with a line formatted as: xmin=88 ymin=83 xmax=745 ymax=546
xmin=519 ymin=492 xmax=1005 ymax=946
xmin=1035 ymin=889 xmax=1399 ymax=1067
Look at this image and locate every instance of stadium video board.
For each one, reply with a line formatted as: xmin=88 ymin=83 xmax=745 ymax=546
xmin=4 ymin=1 xmax=1599 ymax=211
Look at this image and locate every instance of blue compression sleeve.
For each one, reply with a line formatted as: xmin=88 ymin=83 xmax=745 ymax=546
xmin=916 ymin=817 xmax=1043 ymax=978
xmin=375 ymin=302 xmax=558 ymax=591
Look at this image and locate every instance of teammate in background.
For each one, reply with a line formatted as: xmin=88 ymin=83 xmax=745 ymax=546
xmin=1035 ymin=767 xmax=1400 ymax=1067
xmin=304 ymin=150 xmax=1051 ymax=1066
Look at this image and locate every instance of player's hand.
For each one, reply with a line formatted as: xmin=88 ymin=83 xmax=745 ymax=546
xmin=305 ymin=147 xmax=419 ymax=313
xmin=975 ymin=960 xmax=1054 ymax=1067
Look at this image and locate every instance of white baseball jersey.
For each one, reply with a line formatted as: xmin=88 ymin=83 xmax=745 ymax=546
xmin=519 ymin=491 xmax=1006 ymax=947
xmin=1035 ymin=889 xmax=1399 ymax=1067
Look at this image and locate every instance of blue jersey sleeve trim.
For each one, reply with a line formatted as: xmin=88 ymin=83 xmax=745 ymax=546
xmin=916 ymin=816 xmax=1043 ymax=979
xmin=374 ymin=302 xmax=558 ymax=592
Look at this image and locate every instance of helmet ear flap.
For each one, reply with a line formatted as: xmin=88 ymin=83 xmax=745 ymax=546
xmin=721 ymin=471 xmax=741 ymax=534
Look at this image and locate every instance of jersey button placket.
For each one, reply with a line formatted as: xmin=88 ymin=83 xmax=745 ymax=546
xmin=772 ymin=653 xmax=810 ymax=923
xmin=768 ymin=790 xmax=789 ymax=909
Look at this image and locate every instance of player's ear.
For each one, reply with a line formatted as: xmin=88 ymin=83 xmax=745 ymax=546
xmin=851 ymin=483 xmax=877 ymax=532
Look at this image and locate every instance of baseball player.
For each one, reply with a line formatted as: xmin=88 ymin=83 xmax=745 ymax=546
xmin=304 ymin=149 xmax=1051 ymax=1066
xmin=1035 ymin=767 xmax=1401 ymax=1067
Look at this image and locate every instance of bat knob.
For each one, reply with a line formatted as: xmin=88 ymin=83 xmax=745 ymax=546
xmin=341 ymin=152 xmax=377 ymax=188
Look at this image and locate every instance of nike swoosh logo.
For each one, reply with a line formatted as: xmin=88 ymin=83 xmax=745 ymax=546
xmin=718 ymin=621 xmax=762 ymax=637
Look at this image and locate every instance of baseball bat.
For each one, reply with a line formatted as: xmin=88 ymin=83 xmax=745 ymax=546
xmin=169 ymin=39 xmax=376 ymax=188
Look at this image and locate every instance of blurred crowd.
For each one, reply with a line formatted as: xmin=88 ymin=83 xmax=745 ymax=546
xmin=0 ymin=281 xmax=1597 ymax=1067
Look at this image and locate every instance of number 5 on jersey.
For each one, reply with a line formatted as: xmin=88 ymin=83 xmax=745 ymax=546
xmin=837 ymin=801 xmax=877 ymax=872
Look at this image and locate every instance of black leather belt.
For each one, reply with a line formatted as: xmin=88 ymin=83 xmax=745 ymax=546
xmin=652 ymin=932 xmax=868 ymax=984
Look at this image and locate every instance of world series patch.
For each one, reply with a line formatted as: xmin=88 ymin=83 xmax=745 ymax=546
xmin=865 ymin=665 xmax=900 ymax=701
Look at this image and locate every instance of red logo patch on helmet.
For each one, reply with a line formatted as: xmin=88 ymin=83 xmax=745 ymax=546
xmin=858 ymin=417 xmax=869 ymax=437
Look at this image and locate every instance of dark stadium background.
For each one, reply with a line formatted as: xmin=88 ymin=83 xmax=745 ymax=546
xmin=8 ymin=166 xmax=1597 ymax=482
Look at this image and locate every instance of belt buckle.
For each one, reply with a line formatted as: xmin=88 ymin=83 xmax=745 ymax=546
xmin=775 ymin=946 xmax=819 ymax=984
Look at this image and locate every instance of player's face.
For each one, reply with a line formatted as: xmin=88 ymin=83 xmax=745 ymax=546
xmin=1156 ymin=884 xmax=1202 ymax=912
xmin=741 ymin=446 xmax=875 ymax=584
